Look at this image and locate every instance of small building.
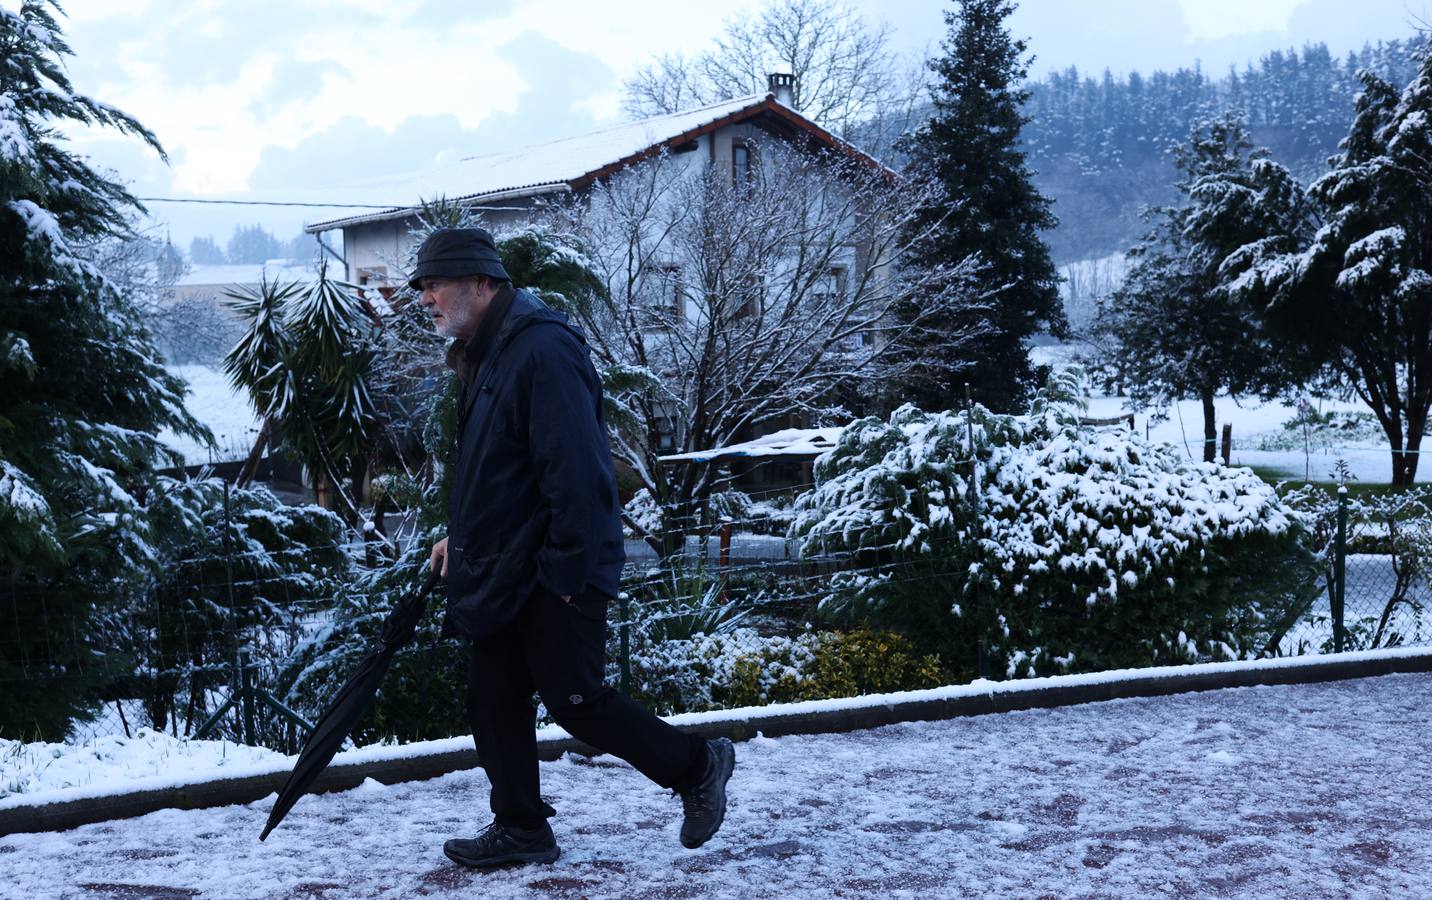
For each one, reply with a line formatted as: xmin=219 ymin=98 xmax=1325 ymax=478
xmin=659 ymin=426 xmax=845 ymax=494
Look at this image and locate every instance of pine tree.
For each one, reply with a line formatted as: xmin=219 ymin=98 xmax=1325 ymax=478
xmin=1 ymin=1 xmax=205 ymax=738
xmin=895 ymin=0 xmax=1065 ymax=413
xmin=1225 ymin=47 xmax=1432 ymax=485
xmin=188 ymin=234 xmax=225 ymax=265
xmin=1095 ymin=114 xmax=1314 ymax=461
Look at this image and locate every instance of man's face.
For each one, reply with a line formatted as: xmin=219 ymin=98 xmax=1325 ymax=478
xmin=419 ymin=276 xmax=494 ymax=340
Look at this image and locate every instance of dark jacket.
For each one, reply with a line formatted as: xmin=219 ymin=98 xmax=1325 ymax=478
xmin=443 ymin=287 xmax=625 ymax=638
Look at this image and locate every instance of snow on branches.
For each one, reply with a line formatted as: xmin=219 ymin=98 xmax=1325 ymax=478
xmin=554 ymin=140 xmax=985 ymax=552
xmin=790 ymin=367 xmax=1312 ymax=676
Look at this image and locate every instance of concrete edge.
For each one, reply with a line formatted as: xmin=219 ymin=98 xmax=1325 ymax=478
xmin=5 ymin=650 xmax=1432 ymax=836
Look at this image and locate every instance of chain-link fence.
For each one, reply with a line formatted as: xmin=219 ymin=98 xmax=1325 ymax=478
xmin=1272 ymin=487 xmax=1432 ymax=655
xmin=5 ymin=481 xmax=1432 ymax=755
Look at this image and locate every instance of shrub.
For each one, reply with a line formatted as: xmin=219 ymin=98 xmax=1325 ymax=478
xmin=790 ymin=367 xmax=1317 ymax=679
xmin=624 ymin=628 xmax=943 ymax=714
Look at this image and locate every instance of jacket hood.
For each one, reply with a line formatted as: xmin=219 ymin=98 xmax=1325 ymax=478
xmin=494 ymin=288 xmax=588 ymax=351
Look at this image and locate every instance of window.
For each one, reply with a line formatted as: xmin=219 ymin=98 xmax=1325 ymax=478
xmin=732 ymin=142 xmax=752 ymax=183
xmin=646 ymin=264 xmax=683 ymax=328
xmin=816 ymin=267 xmax=869 ymax=352
xmin=813 ymin=267 xmax=847 ymax=305
xmin=654 ymin=415 xmax=677 ymax=450
xmin=357 ymin=265 xmax=388 ymax=287
xmin=733 ymin=274 xmax=761 ymax=319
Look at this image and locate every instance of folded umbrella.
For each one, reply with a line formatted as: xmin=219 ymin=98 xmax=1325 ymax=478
xmin=260 ymin=567 xmax=442 ymax=841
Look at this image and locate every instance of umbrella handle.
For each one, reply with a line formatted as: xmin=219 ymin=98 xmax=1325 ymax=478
xmin=420 ymin=565 xmax=442 ymax=597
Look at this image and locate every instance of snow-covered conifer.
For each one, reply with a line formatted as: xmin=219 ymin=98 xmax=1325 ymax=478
xmin=1223 ymin=44 xmax=1432 ymax=484
xmin=891 ymin=0 xmax=1066 ymax=413
xmin=0 ymin=0 xmax=205 ymax=738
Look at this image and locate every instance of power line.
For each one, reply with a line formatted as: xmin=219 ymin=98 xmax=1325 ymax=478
xmin=137 ymin=197 xmax=409 ymax=210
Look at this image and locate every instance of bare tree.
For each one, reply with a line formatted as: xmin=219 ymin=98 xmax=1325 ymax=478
xmin=551 ymin=143 xmax=988 ymax=553
xmin=622 ymin=0 xmax=925 ymax=153
xmin=83 ymin=219 xmax=243 ymax=365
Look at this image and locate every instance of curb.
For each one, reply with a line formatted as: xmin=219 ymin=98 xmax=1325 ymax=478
xmin=4 ymin=649 xmax=1432 ymax=836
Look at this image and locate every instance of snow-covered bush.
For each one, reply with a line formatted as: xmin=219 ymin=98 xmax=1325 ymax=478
xmin=103 ymin=478 xmax=351 ymax=745
xmin=790 ymin=367 xmax=1317 ymax=678
xmin=622 ymin=628 xmax=942 ymax=715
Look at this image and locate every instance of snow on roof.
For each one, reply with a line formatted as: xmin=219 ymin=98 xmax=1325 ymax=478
xmin=306 ymin=93 xmax=774 ymax=233
xmin=177 ymin=262 xmax=318 ymax=288
xmin=660 ymin=426 xmax=845 ymax=464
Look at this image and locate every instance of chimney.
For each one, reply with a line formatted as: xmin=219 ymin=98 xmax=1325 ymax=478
xmin=767 ymin=72 xmax=795 ymax=107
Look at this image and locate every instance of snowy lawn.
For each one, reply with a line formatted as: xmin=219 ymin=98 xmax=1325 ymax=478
xmin=1030 ymin=344 xmax=1431 ymax=484
xmin=0 ymin=730 xmax=288 ymax=801
xmin=158 ymin=364 xmax=263 ymax=466
xmin=5 ymin=673 xmax=1430 ymax=899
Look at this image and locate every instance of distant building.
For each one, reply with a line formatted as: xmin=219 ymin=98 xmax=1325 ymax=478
xmin=170 ymin=261 xmax=318 ymax=304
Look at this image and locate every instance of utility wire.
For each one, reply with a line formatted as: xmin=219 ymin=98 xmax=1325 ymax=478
xmin=137 ymin=197 xmax=408 ymax=209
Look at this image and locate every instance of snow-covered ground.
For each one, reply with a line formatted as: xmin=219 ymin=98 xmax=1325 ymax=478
xmin=158 ymin=364 xmax=263 ymax=466
xmin=0 ymin=729 xmax=286 ymax=801
xmin=1031 ymin=344 xmax=1425 ymax=484
xmin=6 ymin=672 xmax=1430 ymax=898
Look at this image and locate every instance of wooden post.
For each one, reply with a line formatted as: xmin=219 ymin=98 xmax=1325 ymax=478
xmin=719 ymin=518 xmax=732 ymax=604
xmin=1221 ymin=423 xmax=1232 ymax=465
xmin=235 ymin=418 xmax=271 ymax=488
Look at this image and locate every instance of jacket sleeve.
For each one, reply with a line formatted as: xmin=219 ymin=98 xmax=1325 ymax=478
xmin=522 ymin=326 xmax=615 ymax=598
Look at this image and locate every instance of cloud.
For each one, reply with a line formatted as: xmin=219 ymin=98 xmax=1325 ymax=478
xmin=246 ymin=114 xmax=472 ymax=196
xmin=250 ymin=58 xmax=349 ymax=119
xmin=245 ymin=31 xmax=616 ymax=197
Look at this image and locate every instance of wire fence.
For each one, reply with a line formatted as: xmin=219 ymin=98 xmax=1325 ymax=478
xmin=4 ymin=482 xmax=1431 ymax=753
xmin=1273 ymin=489 xmax=1432 ymax=655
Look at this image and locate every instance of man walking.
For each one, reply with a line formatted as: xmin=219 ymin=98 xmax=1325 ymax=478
xmin=416 ymin=227 xmax=735 ymax=868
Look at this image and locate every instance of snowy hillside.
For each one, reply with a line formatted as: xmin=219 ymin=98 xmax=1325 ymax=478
xmin=157 ymin=365 xmax=263 ymax=466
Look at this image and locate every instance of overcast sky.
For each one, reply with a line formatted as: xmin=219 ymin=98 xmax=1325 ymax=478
xmin=50 ymin=0 xmax=1431 ymax=250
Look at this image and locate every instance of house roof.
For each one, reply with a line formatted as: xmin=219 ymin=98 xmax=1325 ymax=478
xmin=306 ymin=93 xmax=892 ymax=234
xmin=659 ymin=427 xmax=845 ymax=464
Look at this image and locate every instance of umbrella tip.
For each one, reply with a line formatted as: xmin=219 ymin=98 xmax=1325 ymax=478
xmin=259 ymin=827 xmax=271 ymax=842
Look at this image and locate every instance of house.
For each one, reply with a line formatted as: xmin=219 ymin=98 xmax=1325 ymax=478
xmin=305 ymin=76 xmax=897 ymax=500
xmin=304 ymin=74 xmax=888 ymax=291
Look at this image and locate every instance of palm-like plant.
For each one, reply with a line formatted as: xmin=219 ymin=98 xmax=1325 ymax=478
xmin=223 ymin=260 xmax=379 ymax=522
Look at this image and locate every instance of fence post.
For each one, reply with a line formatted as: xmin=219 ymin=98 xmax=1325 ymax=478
xmin=964 ymin=383 xmax=989 ymax=679
xmin=240 ymin=649 xmax=257 ymax=746
xmin=1333 ymin=484 xmax=1348 ymax=653
xmin=618 ymin=591 xmax=632 ymax=696
xmin=719 ymin=518 xmax=732 ymax=604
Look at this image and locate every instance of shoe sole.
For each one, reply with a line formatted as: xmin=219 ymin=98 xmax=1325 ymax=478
xmin=443 ymin=844 xmax=561 ymax=869
xmin=681 ymin=739 xmax=736 ymax=849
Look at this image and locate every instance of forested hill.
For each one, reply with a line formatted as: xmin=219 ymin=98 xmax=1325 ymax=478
xmin=1022 ymin=37 xmax=1425 ymax=263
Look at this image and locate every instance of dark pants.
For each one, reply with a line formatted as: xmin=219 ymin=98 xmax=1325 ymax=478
xmin=466 ymin=585 xmax=708 ymax=829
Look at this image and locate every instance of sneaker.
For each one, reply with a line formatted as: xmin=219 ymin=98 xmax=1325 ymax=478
xmin=678 ymin=737 xmax=736 ymax=849
xmin=443 ymin=821 xmax=560 ymax=869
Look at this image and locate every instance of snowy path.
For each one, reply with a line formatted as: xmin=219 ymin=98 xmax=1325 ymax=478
xmin=6 ymin=674 xmax=1432 ymax=899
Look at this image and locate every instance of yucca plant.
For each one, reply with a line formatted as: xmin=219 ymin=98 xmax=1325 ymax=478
xmin=223 ymin=260 xmax=380 ymax=522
